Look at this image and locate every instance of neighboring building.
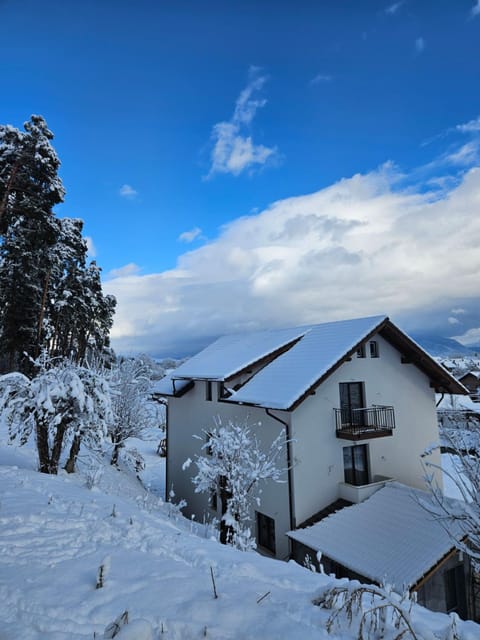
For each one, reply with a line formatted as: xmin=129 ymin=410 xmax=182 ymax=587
xmin=158 ymin=316 xmax=465 ymax=562
xmin=458 ymin=371 xmax=480 ymax=401
xmin=288 ymin=482 xmax=475 ymax=619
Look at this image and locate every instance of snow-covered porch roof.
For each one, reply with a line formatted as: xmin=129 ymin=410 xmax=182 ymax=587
xmin=287 ymin=482 xmax=464 ymax=592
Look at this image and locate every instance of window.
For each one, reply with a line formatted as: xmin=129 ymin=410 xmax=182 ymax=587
xmin=217 ymin=382 xmax=232 ymax=400
xmin=339 ymin=382 xmax=365 ymax=426
xmin=205 ymin=381 xmax=212 ymax=401
xmin=356 ymin=344 xmax=366 ymax=358
xmin=343 ymin=444 xmax=369 ymax=486
xmin=444 ymin=565 xmax=467 ymax=618
xmin=369 ymin=340 xmax=379 ymax=358
xmin=257 ymin=512 xmax=276 ymax=554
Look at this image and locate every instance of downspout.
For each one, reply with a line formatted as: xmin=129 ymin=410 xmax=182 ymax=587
xmin=436 ymin=392 xmax=444 ymax=408
xmin=265 ymin=408 xmax=296 ymax=535
xmin=165 ymin=400 xmax=169 ymax=503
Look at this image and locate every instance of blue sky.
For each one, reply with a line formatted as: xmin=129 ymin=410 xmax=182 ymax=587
xmin=2 ymin=0 xmax=480 ymax=356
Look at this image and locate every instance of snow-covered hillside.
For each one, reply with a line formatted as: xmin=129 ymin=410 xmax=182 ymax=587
xmin=1 ymin=441 xmax=479 ymax=639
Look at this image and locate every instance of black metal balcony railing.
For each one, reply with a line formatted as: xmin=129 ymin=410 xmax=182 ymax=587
xmin=334 ymin=405 xmax=395 ymax=440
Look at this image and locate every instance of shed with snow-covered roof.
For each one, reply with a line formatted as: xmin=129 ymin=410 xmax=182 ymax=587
xmin=287 ymin=482 xmax=472 ymax=618
xmin=161 ymin=315 xmax=466 ymax=562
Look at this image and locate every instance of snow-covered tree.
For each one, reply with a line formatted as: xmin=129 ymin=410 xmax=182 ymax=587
xmin=107 ymin=357 xmax=158 ymax=467
xmin=0 ymin=116 xmax=116 ymax=374
xmin=0 ymin=116 xmax=65 ymax=374
xmin=0 ymin=357 xmax=112 ymax=474
xmin=190 ymin=419 xmax=288 ymax=551
xmin=422 ymin=426 xmax=480 ymax=569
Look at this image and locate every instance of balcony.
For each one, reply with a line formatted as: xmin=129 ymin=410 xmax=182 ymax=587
xmin=334 ymin=405 xmax=395 ymax=440
xmin=339 ymin=475 xmax=394 ymax=503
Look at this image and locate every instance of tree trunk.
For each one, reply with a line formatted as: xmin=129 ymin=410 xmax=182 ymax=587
xmin=64 ymin=433 xmax=82 ymax=473
xmin=36 ymin=420 xmax=52 ymax=474
xmin=219 ymin=476 xmax=234 ymax=545
xmin=49 ymin=420 xmax=68 ymax=474
xmin=36 ymin=269 xmax=51 ymax=351
xmin=110 ymin=434 xmax=122 ymax=466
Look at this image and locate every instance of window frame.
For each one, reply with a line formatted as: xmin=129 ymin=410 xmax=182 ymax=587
xmin=369 ymin=340 xmax=379 ymax=358
xmin=256 ymin=511 xmax=276 ymax=555
xmin=356 ymin=344 xmax=366 ymax=358
xmin=343 ymin=444 xmax=369 ymax=486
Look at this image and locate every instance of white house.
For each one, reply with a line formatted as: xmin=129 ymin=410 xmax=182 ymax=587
xmin=158 ymin=315 xmax=466 ymax=562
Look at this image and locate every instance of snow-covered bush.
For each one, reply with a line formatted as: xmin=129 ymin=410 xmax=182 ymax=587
xmin=0 ymin=357 xmax=112 ymax=474
xmin=315 ymin=581 xmax=461 ymax=640
xmin=190 ymin=418 xmax=288 ymax=551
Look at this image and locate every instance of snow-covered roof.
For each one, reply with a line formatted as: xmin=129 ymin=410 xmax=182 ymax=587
xmin=227 ymin=315 xmax=386 ymax=409
xmin=159 ymin=315 xmax=465 ymax=408
xmin=436 ymin=393 xmax=480 ymax=412
xmin=460 ymin=370 xmax=480 ymax=381
xmin=287 ymin=482 xmax=463 ymax=591
xmin=171 ymin=326 xmax=311 ymax=380
xmin=152 ymin=374 xmax=193 ymax=397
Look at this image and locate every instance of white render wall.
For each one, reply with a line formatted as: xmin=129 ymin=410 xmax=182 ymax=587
xmin=290 ymin=333 xmax=443 ymax=527
xmin=166 ymin=380 xmax=293 ymax=558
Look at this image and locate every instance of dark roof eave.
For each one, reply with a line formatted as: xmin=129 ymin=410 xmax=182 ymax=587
xmin=379 ymin=322 xmax=468 ymax=395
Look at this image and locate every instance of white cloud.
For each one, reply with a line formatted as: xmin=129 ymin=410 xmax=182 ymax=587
xmin=206 ymin=68 xmax=278 ymax=178
xmin=85 ymin=236 xmax=96 ymax=258
xmin=108 ymin=263 xmax=142 ymax=279
xmin=178 ymin=227 xmax=202 ymax=243
xmin=451 ymin=308 xmax=466 ymax=315
xmin=454 ymin=327 xmax=480 ymax=346
xmin=445 ymin=141 xmax=479 ymax=166
xmin=119 ymin=184 xmax=138 ymax=198
xmin=415 ymin=37 xmax=425 ymax=54
xmin=456 ymin=116 xmax=480 ymax=134
xmin=310 ymin=74 xmax=332 ymax=85
xmin=448 ymin=317 xmax=460 ymax=325
xmin=105 ymin=165 xmax=480 ymax=356
xmin=385 ymin=2 xmax=404 ymax=15
xmin=472 ymin=1 xmax=480 ymax=18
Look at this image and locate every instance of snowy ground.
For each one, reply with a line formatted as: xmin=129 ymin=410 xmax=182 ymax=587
xmin=1 ymin=439 xmax=479 ymax=639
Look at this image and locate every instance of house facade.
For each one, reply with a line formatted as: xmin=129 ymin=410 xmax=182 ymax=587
xmin=159 ymin=315 xmax=466 ymax=560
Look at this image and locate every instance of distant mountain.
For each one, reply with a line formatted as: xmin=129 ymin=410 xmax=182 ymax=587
xmin=410 ymin=334 xmax=476 ymax=357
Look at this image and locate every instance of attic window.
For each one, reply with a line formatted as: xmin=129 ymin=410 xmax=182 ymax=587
xmin=369 ymin=341 xmax=379 ymax=358
xmin=356 ymin=345 xmax=366 ymax=358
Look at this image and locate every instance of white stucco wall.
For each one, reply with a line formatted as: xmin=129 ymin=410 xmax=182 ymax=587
xmin=166 ymin=381 xmax=293 ymax=558
xmin=290 ymin=333 xmax=443 ymax=526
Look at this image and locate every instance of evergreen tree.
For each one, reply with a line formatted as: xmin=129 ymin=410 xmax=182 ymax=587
xmin=0 ymin=115 xmax=116 ymax=372
xmin=45 ymin=219 xmax=115 ymax=364
xmin=0 ymin=116 xmax=65 ymax=373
